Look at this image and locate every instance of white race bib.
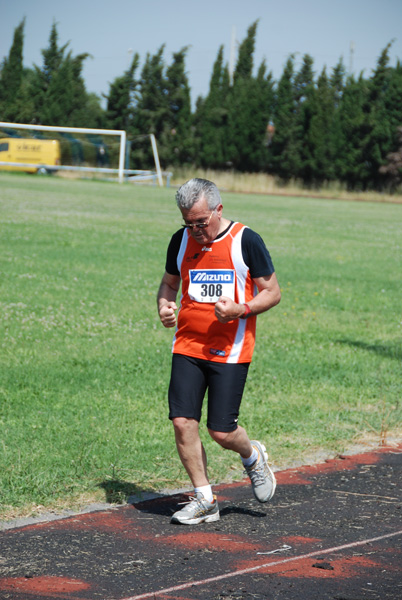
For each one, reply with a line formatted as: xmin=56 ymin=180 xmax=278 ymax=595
xmin=188 ymin=269 xmax=235 ymax=303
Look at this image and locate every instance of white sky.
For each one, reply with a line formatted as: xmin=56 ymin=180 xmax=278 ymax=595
xmin=2 ymin=0 xmax=402 ymax=107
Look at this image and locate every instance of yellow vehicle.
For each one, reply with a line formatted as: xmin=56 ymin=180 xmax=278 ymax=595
xmin=0 ymin=138 xmax=61 ymax=174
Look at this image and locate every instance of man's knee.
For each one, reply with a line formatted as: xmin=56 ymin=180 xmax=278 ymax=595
xmin=208 ymin=427 xmax=237 ymax=448
xmin=172 ymin=417 xmax=199 ymax=436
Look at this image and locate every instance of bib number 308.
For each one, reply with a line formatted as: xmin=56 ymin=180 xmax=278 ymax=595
xmin=201 ymin=283 xmax=223 ymax=298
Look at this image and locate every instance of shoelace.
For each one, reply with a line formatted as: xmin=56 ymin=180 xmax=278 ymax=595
xmin=244 ymin=460 xmax=266 ymax=486
xmin=177 ymin=495 xmax=205 ymax=508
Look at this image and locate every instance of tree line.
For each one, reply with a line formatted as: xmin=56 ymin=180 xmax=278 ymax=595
xmin=1 ymin=19 xmax=402 ymax=191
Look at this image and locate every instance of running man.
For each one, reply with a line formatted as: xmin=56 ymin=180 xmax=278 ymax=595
xmin=157 ymin=178 xmax=281 ymax=524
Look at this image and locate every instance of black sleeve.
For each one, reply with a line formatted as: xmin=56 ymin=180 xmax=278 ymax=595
xmin=241 ymin=228 xmax=275 ymax=278
xmin=165 ymin=229 xmax=184 ymax=276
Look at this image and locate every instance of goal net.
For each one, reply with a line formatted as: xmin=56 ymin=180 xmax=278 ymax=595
xmin=0 ymin=122 xmax=167 ymax=185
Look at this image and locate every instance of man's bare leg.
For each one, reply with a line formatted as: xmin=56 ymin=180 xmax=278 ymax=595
xmin=208 ymin=424 xmax=253 ymax=458
xmin=172 ymin=417 xmax=209 ymax=487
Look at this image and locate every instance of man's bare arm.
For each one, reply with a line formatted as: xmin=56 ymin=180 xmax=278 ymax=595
xmin=157 ymin=272 xmax=181 ymax=328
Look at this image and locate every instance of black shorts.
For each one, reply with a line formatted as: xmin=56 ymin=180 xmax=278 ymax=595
xmin=168 ymin=354 xmax=250 ymax=432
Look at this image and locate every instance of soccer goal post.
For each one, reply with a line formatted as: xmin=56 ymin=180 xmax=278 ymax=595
xmin=0 ymin=122 xmax=164 ymax=185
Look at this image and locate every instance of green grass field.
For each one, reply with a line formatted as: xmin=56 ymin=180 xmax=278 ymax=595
xmin=1 ymin=173 xmax=401 ymax=519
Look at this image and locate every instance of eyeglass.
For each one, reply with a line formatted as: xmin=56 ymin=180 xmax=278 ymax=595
xmin=182 ymin=210 xmax=214 ymax=230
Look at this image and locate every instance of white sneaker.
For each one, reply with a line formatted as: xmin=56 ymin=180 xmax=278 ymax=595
xmin=244 ymin=440 xmax=276 ymax=502
xmin=171 ymin=492 xmax=220 ymax=525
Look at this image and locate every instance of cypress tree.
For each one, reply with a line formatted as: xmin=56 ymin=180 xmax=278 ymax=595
xmin=254 ymin=61 xmax=275 ymax=171
xmin=335 ymin=74 xmax=368 ymax=189
xmin=39 ymin=51 xmax=91 ymax=126
xmin=228 ymin=59 xmax=273 ymax=172
xmin=31 ymin=20 xmax=69 ymax=119
xmin=294 ymin=54 xmax=315 ymax=103
xmin=41 ymin=22 xmax=68 ymax=82
xmin=330 ymin=58 xmax=346 ymax=109
xmin=69 ymin=53 xmax=96 ymax=127
xmin=360 ymin=42 xmax=401 ymax=189
xmin=12 ymin=68 xmax=36 ymax=123
xmin=382 ymin=59 xmax=402 ymax=160
xmin=269 ymin=55 xmax=299 ymax=180
xmin=0 ymin=18 xmax=25 ymax=120
xmin=307 ymin=67 xmax=336 ymax=183
xmin=226 ymin=21 xmax=272 ymax=171
xmin=196 ymin=45 xmax=230 ymax=169
xmin=84 ymin=93 xmax=105 ymax=129
xmin=234 ymin=21 xmax=258 ymax=82
xmin=131 ymin=46 xmax=169 ymax=168
xmin=293 ymin=54 xmax=316 ymax=182
xmin=106 ymin=53 xmax=140 ymax=130
xmin=328 ymin=58 xmax=346 ymax=183
xmin=40 ymin=53 xmax=74 ymax=125
xmin=30 ymin=22 xmax=92 ymax=127
xmin=164 ymin=47 xmax=193 ymax=165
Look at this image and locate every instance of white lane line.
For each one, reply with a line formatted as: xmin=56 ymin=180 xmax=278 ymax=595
xmin=121 ymin=529 xmax=402 ymax=600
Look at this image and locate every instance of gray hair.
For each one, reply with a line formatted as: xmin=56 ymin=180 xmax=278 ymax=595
xmin=175 ymin=178 xmax=222 ymax=210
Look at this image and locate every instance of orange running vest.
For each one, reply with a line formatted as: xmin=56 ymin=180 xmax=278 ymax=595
xmin=172 ymin=222 xmax=257 ymax=364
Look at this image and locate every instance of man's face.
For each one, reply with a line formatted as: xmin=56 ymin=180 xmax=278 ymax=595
xmin=180 ymin=197 xmax=222 ymax=245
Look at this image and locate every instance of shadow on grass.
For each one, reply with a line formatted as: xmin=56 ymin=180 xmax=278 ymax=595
xmin=98 ymin=478 xmax=187 ymax=516
xmin=337 ymin=338 xmax=402 ymax=361
xmin=98 ymin=479 xmax=164 ymax=505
